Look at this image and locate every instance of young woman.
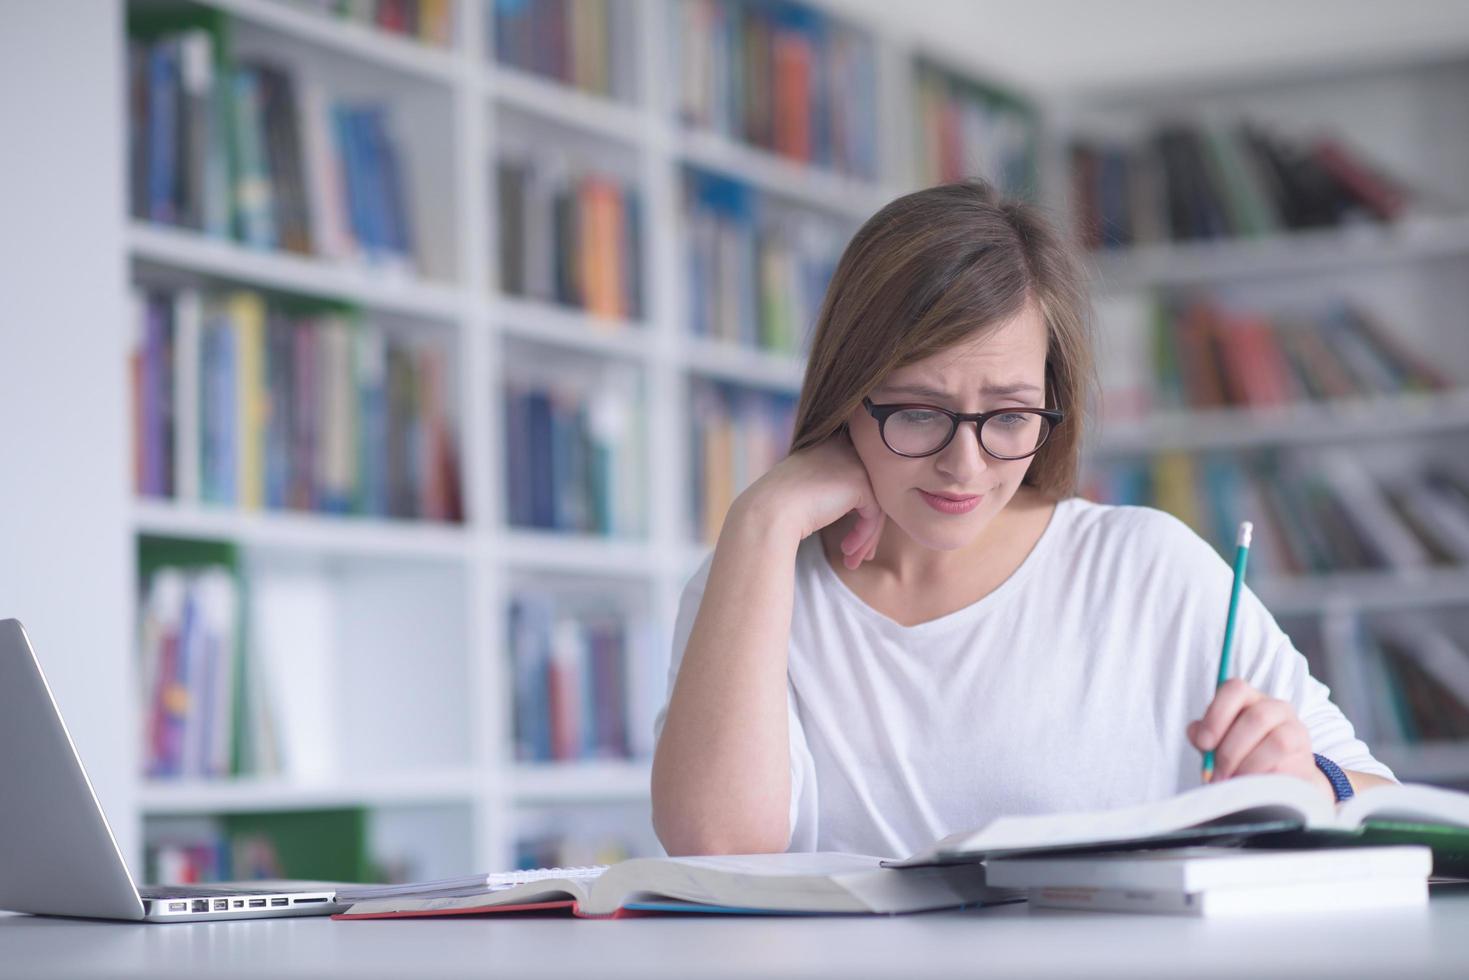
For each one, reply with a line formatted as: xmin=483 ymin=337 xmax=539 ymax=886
xmin=650 ymin=180 xmax=1394 ymax=859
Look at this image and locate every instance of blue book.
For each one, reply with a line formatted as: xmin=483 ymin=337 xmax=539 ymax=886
xmin=147 ymin=40 xmax=180 ymax=225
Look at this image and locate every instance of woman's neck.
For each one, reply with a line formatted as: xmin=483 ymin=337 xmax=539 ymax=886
xmin=821 ymin=485 xmax=1052 ymax=589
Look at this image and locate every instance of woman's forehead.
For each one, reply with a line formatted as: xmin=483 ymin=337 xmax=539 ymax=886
xmin=889 ymin=310 xmax=1047 ymax=388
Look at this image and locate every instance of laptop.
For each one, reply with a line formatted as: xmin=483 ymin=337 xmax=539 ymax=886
xmin=0 ymin=618 xmax=346 ymax=922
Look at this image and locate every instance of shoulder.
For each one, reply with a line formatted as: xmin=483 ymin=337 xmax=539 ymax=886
xmin=1052 ymin=496 xmax=1228 ymax=578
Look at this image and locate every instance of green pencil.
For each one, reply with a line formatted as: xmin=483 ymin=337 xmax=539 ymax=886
xmin=1202 ymin=521 xmax=1253 ymax=784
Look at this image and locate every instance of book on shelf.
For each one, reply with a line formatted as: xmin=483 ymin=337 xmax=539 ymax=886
xmin=496 ymin=153 xmax=643 ymax=321
xmin=129 ymin=10 xmax=420 ymax=272
xmin=130 ymin=285 xmax=463 ymax=521
xmin=1101 ymin=295 xmax=1453 ymax=421
xmin=683 ymin=167 xmax=843 ymax=355
xmin=284 ymin=0 xmax=457 ymax=48
xmin=987 ymin=846 xmax=1432 ymax=917
xmin=145 ymin=809 xmax=374 ymax=886
xmin=1072 ymin=119 xmax=1422 ymax=250
xmin=912 ymin=57 xmax=1038 ymax=198
xmin=502 ymin=365 xmax=645 ymax=536
xmin=673 ymin=0 xmax=879 ymax=180
xmin=332 ymin=852 xmax=1012 ymax=919
xmin=1309 ymin=611 xmax=1469 ymax=750
xmin=491 ymin=0 xmax=637 ymax=101
xmin=508 ymin=591 xmax=660 ymax=763
xmin=688 ymin=380 xmax=796 ymax=544
xmin=1082 ymin=449 xmax=1469 ymax=579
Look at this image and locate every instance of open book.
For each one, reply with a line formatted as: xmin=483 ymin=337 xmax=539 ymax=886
xmin=334 ymin=852 xmax=1017 ymax=920
xmin=884 ymin=775 xmax=1469 ymax=868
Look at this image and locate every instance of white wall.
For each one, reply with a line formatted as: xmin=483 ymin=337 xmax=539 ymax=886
xmin=0 ymin=1 xmax=136 ymax=864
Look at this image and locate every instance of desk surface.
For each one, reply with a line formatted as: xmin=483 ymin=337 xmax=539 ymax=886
xmin=5 ymin=888 xmax=1468 ymax=980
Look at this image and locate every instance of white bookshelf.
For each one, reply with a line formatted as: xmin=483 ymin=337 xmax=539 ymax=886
xmin=13 ymin=0 xmax=1469 ymax=886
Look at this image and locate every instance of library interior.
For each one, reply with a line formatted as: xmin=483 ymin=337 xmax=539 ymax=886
xmin=6 ymin=0 xmax=1469 ymax=975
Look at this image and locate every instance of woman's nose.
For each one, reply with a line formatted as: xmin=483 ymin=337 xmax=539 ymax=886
xmin=933 ymin=419 xmax=990 ymax=481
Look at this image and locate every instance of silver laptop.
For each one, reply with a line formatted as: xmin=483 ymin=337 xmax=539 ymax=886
xmin=0 ymin=618 xmax=346 ymax=922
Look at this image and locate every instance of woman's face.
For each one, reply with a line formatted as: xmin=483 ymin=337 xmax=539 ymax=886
xmin=845 ymin=300 xmax=1050 ymax=552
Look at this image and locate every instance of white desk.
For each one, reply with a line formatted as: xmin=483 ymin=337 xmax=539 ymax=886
xmin=4 ymin=889 xmax=1467 ymax=980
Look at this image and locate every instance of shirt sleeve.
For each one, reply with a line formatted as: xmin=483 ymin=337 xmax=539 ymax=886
xmin=652 ymin=552 xmax=817 ymax=850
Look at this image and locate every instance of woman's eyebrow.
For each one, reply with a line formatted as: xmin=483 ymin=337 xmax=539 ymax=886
xmin=880 ymin=381 xmax=1041 ymax=399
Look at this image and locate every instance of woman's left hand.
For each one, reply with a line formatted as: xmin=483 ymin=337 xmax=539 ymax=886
xmin=1187 ymin=678 xmax=1334 ymax=800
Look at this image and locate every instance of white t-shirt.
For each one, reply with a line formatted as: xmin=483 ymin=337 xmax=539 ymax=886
xmin=653 ymin=496 xmax=1392 ymax=860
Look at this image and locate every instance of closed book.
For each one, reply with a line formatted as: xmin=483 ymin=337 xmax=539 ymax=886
xmin=986 ymin=845 xmax=1431 ymax=892
xmin=1026 ymin=875 xmax=1426 ymax=917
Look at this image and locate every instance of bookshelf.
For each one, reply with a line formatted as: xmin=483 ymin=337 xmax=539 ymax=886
xmin=12 ymin=0 xmax=1469 ymax=886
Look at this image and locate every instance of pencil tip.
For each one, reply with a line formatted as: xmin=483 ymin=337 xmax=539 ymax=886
xmin=1201 ymin=770 xmax=1213 ymax=784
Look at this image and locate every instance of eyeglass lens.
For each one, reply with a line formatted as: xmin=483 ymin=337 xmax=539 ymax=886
xmin=883 ymin=409 xmax=1052 ymax=459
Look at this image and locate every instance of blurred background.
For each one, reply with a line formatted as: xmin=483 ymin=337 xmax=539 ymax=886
xmin=4 ymin=0 xmax=1469 ymax=887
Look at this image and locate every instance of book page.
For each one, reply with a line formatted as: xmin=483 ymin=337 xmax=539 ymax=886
xmin=1339 ymin=783 xmax=1469 ymax=829
xmin=889 ymin=774 xmax=1334 ymax=866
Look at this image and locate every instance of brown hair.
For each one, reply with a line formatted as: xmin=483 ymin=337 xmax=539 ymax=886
xmin=789 ymin=179 xmax=1096 ymax=500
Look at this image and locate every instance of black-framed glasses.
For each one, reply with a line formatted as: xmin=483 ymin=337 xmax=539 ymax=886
xmin=862 ymin=397 xmax=1064 ymax=460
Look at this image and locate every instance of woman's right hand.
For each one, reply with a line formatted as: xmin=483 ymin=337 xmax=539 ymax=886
xmin=735 ymin=429 xmax=886 ymax=569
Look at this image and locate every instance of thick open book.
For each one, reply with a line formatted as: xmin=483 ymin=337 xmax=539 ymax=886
xmin=884 ymin=775 xmax=1469 ymax=868
xmin=334 ymin=852 xmax=1017 ymax=919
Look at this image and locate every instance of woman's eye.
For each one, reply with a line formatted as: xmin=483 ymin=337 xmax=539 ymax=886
xmin=899 ymin=411 xmax=942 ymax=424
xmin=995 ymin=413 xmax=1027 ymax=426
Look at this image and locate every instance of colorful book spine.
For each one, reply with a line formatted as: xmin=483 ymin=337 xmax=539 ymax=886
xmin=682 ymin=168 xmax=843 ymax=355
xmin=674 ymin=0 xmax=878 ymax=180
xmin=128 ymin=23 xmax=419 ymax=271
xmin=496 ymin=155 xmax=642 ymax=322
xmin=508 ymin=594 xmax=645 ymax=764
xmin=130 ymin=287 xmax=461 ymax=522
xmin=689 ymin=381 xmax=796 ymax=543
xmin=913 ymin=59 xmax=1038 ymax=198
xmin=502 ymin=370 xmax=645 ymax=536
xmin=1072 ymin=120 xmax=1418 ymax=248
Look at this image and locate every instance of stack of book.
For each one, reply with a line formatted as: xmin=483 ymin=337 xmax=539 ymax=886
xmin=673 ymin=0 xmax=879 ymax=179
xmin=128 ymin=10 xmax=419 ymax=270
xmin=496 ymin=155 xmax=643 ymax=321
xmin=1083 ymin=451 xmax=1469 ymax=577
xmin=689 ymin=380 xmax=797 ymax=543
xmin=986 ymin=846 xmax=1432 ymax=917
xmin=1071 ymin=120 xmax=1417 ymax=249
xmin=683 ymin=168 xmax=844 ymax=355
xmin=130 ymin=287 xmax=462 ymax=521
xmin=508 ymin=591 xmax=657 ymax=764
xmin=501 ymin=368 xmax=646 ymax=536
xmin=1105 ymin=297 xmax=1452 ymax=419
xmin=912 ymin=58 xmax=1038 ymax=198
xmin=285 ymin=0 xmax=456 ymax=47
xmin=491 ymin=0 xmax=636 ymax=100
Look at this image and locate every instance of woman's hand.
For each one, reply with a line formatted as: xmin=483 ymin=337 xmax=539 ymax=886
xmin=737 ymin=429 xmax=886 ymax=569
xmin=1187 ymin=678 xmax=1335 ymax=800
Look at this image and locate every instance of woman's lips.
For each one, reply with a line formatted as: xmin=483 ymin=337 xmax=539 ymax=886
xmin=918 ymin=489 xmax=982 ymax=514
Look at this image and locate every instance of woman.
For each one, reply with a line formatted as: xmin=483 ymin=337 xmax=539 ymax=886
xmin=650 ymin=180 xmax=1393 ymax=859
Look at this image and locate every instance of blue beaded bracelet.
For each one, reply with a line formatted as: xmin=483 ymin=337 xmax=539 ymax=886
xmin=1314 ymin=753 xmax=1354 ymax=803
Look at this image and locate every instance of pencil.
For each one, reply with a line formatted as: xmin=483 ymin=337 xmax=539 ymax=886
xmin=1201 ymin=521 xmax=1253 ymax=785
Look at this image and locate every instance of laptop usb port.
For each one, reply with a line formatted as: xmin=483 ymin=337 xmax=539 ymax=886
xmin=191 ymin=900 xmax=208 ymax=913
xmin=248 ymin=899 xmax=267 ymax=908
xmin=213 ymin=900 xmax=229 ymax=911
xmin=270 ymin=898 xmax=288 ymax=907
xmin=232 ymin=900 xmax=243 ymax=908
xmin=168 ymin=902 xmax=188 ymax=913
